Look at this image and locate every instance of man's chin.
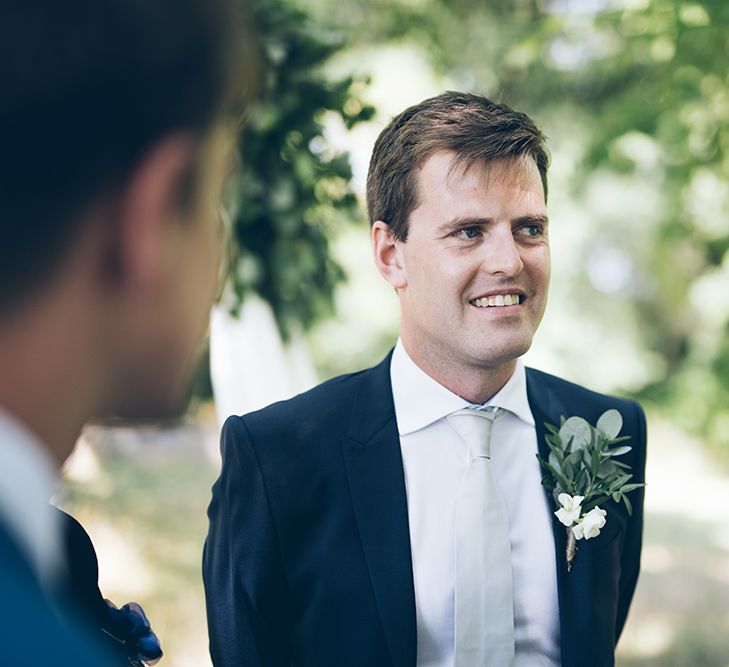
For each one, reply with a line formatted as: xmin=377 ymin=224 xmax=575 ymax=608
xmin=92 ymin=387 xmax=193 ymax=428
xmin=467 ymin=337 xmax=534 ymax=369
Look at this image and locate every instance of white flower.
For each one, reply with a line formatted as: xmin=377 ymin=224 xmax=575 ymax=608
xmin=572 ymin=506 xmax=607 ymax=541
xmin=554 ymin=493 xmax=585 ymax=527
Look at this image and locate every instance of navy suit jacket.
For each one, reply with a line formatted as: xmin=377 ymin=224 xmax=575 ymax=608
xmin=204 ymin=354 xmax=646 ymax=667
xmin=0 ymin=518 xmax=110 ymax=666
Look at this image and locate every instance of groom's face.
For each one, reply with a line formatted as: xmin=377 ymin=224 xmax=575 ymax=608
xmin=396 ymin=150 xmax=550 ymax=372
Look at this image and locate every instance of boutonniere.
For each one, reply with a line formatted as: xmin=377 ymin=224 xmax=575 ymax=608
xmin=537 ymin=409 xmax=644 ymax=572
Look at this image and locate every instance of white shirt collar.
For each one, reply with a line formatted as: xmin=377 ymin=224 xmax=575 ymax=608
xmin=390 ymin=339 xmax=535 ymax=436
xmin=0 ymin=405 xmax=62 ymax=586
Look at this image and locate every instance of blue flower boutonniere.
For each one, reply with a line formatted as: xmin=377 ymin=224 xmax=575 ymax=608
xmin=537 ymin=409 xmax=645 ymax=572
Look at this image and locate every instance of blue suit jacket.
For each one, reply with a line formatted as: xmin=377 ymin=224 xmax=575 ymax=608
xmin=204 ymin=354 xmax=646 ymax=667
xmin=0 ymin=518 xmax=110 ymax=666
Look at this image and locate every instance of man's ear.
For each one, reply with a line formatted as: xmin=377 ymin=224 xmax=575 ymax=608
xmin=372 ymin=220 xmax=407 ymax=290
xmin=108 ymin=134 xmax=199 ymax=290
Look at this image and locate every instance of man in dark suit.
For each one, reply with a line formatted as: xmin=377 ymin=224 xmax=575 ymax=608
xmin=0 ymin=1 xmax=252 ymax=664
xmin=204 ymin=91 xmax=646 ymax=667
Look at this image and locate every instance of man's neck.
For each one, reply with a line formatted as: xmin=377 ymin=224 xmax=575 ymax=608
xmin=399 ymin=338 xmax=517 ymax=405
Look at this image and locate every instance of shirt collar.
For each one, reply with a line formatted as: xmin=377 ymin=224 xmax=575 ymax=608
xmin=390 ymin=339 xmax=535 ymax=436
xmin=481 ymin=358 xmax=535 ymax=427
xmin=0 ymin=405 xmax=62 ymax=587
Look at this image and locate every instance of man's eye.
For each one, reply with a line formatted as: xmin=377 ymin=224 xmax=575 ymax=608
xmin=519 ymin=224 xmax=544 ymax=239
xmin=456 ymin=227 xmax=481 ymax=240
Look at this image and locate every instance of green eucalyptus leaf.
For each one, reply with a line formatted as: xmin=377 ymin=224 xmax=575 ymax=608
xmin=548 ymin=451 xmax=562 ymax=474
xmin=574 ymin=468 xmax=588 ymax=494
xmin=545 ymin=422 xmax=559 ymax=436
xmin=546 ymin=434 xmax=564 ymax=453
xmin=620 ymin=483 xmax=644 ymax=493
xmin=566 ymin=449 xmax=584 ymax=467
xmin=584 ymin=494 xmax=610 ymax=510
xmin=604 ymin=474 xmax=629 ymax=494
xmin=623 ymin=494 xmax=633 ymax=515
xmin=541 ymin=461 xmax=569 ymax=490
xmin=607 ymin=445 xmax=632 ymax=457
xmin=591 ymin=449 xmax=601 ymax=475
xmin=599 ymin=456 xmax=621 ymax=475
xmin=597 ymin=409 xmax=623 ymax=439
xmin=613 ymin=473 xmax=632 ymax=488
xmin=559 ymin=417 xmax=592 ymax=451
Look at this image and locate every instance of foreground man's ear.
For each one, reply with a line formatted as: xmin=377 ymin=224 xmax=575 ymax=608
xmin=108 ymin=134 xmax=200 ymax=291
xmin=372 ymin=220 xmax=408 ymax=291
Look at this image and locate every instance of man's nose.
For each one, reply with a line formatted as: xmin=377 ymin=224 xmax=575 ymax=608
xmin=480 ymin=227 xmax=524 ymax=277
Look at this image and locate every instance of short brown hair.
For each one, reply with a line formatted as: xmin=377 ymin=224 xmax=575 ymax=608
xmin=366 ymin=91 xmax=550 ymax=241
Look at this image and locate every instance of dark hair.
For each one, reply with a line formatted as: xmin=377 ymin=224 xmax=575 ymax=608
xmin=366 ymin=91 xmax=550 ymax=241
xmin=0 ymin=0 xmax=256 ymax=311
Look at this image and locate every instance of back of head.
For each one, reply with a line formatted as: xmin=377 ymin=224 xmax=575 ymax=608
xmin=366 ymin=91 xmax=550 ymax=242
xmin=0 ymin=0 xmax=251 ymax=314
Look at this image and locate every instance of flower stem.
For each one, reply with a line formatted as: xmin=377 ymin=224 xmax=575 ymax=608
xmin=566 ymin=529 xmax=577 ymax=572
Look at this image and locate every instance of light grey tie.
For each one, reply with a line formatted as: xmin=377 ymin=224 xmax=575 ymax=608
xmin=447 ymin=407 xmax=515 ymax=667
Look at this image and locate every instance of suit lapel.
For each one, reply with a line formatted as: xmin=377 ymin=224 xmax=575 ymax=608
xmin=341 ymin=354 xmax=417 ymax=667
xmin=526 ymin=368 xmax=595 ymax=667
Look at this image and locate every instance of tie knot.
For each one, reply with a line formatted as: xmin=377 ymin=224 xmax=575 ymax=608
xmin=447 ymin=407 xmax=501 ymax=458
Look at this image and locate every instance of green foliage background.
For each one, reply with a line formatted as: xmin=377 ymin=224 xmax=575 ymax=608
xmin=230 ymin=0 xmax=729 ymax=460
xmin=227 ymin=1 xmax=373 ymax=338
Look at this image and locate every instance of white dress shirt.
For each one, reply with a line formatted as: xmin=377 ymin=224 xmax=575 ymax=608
xmin=391 ymin=340 xmax=561 ymax=667
xmin=0 ymin=405 xmax=63 ymax=588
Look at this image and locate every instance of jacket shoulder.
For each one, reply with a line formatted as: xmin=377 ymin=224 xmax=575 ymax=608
xmin=526 ymin=367 xmax=645 ymax=421
xmin=222 ymin=365 xmax=375 ymax=444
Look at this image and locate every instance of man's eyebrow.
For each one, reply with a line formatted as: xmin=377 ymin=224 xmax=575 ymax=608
xmin=513 ymin=214 xmax=550 ymax=226
xmin=436 ymin=214 xmax=549 ymax=235
xmin=436 ymin=217 xmax=494 ymax=234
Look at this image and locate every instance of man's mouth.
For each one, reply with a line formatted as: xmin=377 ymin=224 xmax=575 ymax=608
xmin=469 ymin=293 xmax=524 ymax=308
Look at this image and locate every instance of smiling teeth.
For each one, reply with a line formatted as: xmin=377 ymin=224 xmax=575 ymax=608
xmin=472 ymin=294 xmax=521 ymax=307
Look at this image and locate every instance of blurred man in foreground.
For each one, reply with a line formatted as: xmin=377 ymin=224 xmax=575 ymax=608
xmin=204 ymin=92 xmax=647 ymax=667
xmin=0 ymin=1 xmax=252 ymax=663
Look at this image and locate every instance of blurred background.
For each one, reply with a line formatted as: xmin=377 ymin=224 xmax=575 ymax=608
xmin=58 ymin=0 xmax=729 ymax=664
